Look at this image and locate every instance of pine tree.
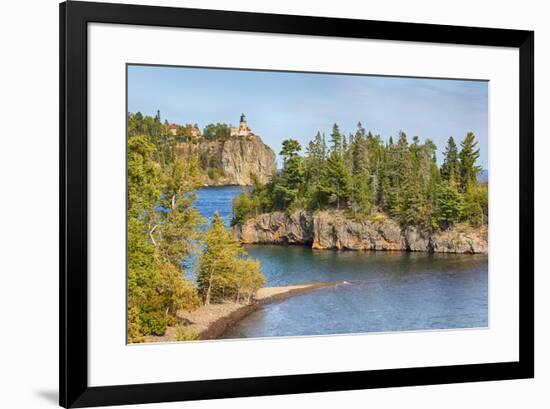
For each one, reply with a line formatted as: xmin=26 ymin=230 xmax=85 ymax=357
xmin=435 ymin=180 xmax=462 ymax=228
xmin=351 ymin=122 xmax=368 ymax=174
xmin=441 ymin=136 xmax=460 ymax=185
xmin=305 ymin=131 xmax=328 ymax=209
xmin=197 ymin=213 xmax=264 ymax=305
xmin=322 ymin=151 xmax=352 ymax=210
xmin=274 ymin=139 xmax=304 ymax=209
xmin=347 ymin=123 xmax=371 ymax=215
xmin=366 ymin=132 xmax=383 ymax=206
xmin=330 ymin=123 xmax=344 ymax=156
xmin=459 ymin=132 xmax=482 ymax=191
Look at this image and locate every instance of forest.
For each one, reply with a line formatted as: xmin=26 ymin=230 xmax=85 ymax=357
xmin=127 ymin=112 xmax=264 ymax=342
xmin=232 ymin=123 xmax=488 ymax=231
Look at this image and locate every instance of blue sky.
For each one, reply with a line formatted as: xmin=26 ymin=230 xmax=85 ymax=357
xmin=128 ymin=65 xmax=488 ymax=168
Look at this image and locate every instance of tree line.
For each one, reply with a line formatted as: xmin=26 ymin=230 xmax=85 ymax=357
xmin=127 ymin=112 xmax=264 ymax=342
xmin=233 ymin=123 xmax=488 ymax=230
xmin=128 ymin=112 xmax=231 ymax=182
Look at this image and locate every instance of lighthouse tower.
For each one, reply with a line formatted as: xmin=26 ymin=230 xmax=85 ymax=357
xmin=239 ymin=113 xmax=248 ymax=132
xmin=231 ymin=113 xmax=253 ymax=137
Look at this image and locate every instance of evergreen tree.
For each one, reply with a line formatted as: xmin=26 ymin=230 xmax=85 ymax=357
xmin=441 ymin=136 xmax=460 ymax=184
xmin=459 ymin=132 xmax=482 ymax=191
xmin=304 ymin=131 xmax=328 ymax=209
xmin=348 ymin=123 xmax=371 ymax=215
xmin=435 ymin=180 xmax=462 ymax=228
xmin=280 ymin=138 xmax=302 ymax=161
xmin=365 ymin=132 xmax=383 ymax=205
xmin=197 ymin=213 xmax=264 ymax=305
xmin=351 ymin=122 xmax=368 ymax=174
xmin=274 ymin=139 xmax=304 ymax=209
xmin=322 ymin=151 xmax=351 ymax=210
xmin=330 ymin=123 xmax=344 ymax=156
xmin=461 ymin=183 xmax=488 ymax=227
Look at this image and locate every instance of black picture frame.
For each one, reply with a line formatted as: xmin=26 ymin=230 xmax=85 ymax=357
xmin=60 ymin=1 xmax=534 ymax=407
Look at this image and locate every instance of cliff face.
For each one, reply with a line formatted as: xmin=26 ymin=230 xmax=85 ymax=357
xmin=233 ymin=211 xmax=314 ymax=245
xmin=176 ymin=135 xmax=276 ymax=186
xmin=233 ymin=211 xmax=488 ymax=254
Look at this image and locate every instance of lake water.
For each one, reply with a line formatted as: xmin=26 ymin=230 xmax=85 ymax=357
xmin=194 ymin=186 xmax=488 ymax=339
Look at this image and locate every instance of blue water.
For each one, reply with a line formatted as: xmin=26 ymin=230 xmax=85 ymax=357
xmin=194 ymin=186 xmax=249 ymax=226
xmin=194 ymin=186 xmax=488 ymax=339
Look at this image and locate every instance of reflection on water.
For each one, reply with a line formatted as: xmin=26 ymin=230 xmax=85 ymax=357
xmin=194 ymin=187 xmax=488 ymax=339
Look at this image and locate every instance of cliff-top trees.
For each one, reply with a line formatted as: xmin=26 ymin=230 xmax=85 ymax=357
xmin=459 ymin=132 xmax=482 ymax=191
xmin=273 ymin=139 xmax=305 ymax=210
xmin=349 ymin=123 xmax=372 ymax=216
xmin=202 ymin=123 xmax=231 ymax=141
xmin=197 ymin=213 xmax=265 ymax=305
xmin=232 ymin=122 xmax=487 ymax=232
xmin=304 ymin=132 xmax=328 ymax=210
xmin=440 ymin=137 xmax=460 ymax=185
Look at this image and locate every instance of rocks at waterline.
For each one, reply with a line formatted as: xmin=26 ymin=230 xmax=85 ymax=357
xmin=233 ymin=210 xmax=314 ymax=245
xmin=233 ymin=210 xmax=488 ymax=254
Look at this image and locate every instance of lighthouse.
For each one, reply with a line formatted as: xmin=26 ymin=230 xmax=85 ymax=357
xmin=239 ymin=113 xmax=247 ymax=132
xmin=231 ymin=113 xmax=253 ymax=137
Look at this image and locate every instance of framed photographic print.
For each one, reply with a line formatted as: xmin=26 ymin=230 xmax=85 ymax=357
xmin=60 ymin=1 xmax=534 ymax=407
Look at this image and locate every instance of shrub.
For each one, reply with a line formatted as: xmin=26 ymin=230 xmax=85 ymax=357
xmin=176 ymin=325 xmax=200 ymax=341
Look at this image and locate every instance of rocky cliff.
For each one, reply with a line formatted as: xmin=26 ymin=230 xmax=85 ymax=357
xmin=233 ymin=210 xmax=488 ymax=254
xmin=176 ymin=135 xmax=276 ymax=186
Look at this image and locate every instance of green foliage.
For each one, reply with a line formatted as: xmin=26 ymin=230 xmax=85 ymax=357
xmin=203 ymin=123 xmax=231 ymax=141
xmin=127 ymin=112 xmax=203 ymax=342
xmin=175 ymin=325 xmax=200 ymax=341
xmin=127 ymin=111 xmax=269 ymax=342
xmin=153 ymin=156 xmax=204 ymax=267
xmin=435 ymin=180 xmax=462 ymax=228
xmin=232 ymin=191 xmax=260 ymax=225
xmin=208 ymin=168 xmax=219 ymax=180
xmin=232 ymin=177 xmax=274 ymax=225
xmin=322 ymin=151 xmax=351 ymax=210
xmin=280 ymin=139 xmax=302 ymax=159
xmin=440 ymin=137 xmax=461 ymax=184
xmin=127 ymin=134 xmax=161 ymax=218
xmin=197 ymin=213 xmax=265 ymax=305
xmin=273 ymin=139 xmax=305 ymax=209
xmin=460 ymin=182 xmax=488 ymax=227
xmin=231 ymin=122 xmax=487 ymax=232
xmin=128 ymin=111 xmax=176 ymax=165
xmin=330 ymin=123 xmax=344 ymax=155
xmin=459 ymin=132 xmax=482 ymax=191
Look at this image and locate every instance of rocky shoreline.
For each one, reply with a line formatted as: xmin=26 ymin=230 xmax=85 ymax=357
xmin=233 ymin=210 xmax=488 ymax=254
